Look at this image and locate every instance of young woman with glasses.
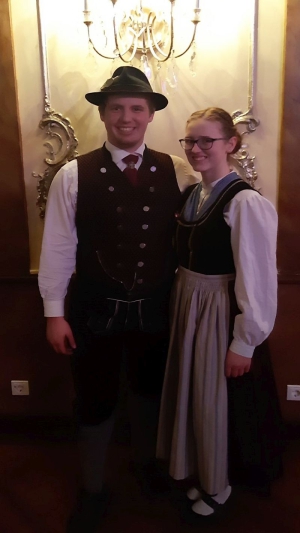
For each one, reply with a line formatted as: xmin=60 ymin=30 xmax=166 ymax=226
xmin=157 ymin=107 xmax=282 ymax=518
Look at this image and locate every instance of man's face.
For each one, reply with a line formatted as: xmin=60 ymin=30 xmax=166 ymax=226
xmin=99 ymin=95 xmax=155 ymax=152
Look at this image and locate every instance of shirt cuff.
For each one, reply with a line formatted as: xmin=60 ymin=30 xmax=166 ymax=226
xmin=229 ymin=339 xmax=255 ymax=358
xmin=43 ymin=300 xmax=65 ymax=317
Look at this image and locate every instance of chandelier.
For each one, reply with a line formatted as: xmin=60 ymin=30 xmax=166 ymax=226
xmin=83 ymin=0 xmax=201 ymax=86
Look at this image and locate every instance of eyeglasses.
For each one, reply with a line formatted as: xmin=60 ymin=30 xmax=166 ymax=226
xmin=179 ymin=136 xmax=228 ymax=151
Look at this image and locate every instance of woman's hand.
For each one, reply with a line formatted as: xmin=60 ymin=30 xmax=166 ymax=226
xmin=225 ymin=349 xmax=251 ymax=378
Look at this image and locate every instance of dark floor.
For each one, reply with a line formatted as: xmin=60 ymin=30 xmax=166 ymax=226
xmin=0 ymin=420 xmax=299 ymax=533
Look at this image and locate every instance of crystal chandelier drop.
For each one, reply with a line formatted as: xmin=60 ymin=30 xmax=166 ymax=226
xmin=83 ymin=0 xmax=201 ymax=88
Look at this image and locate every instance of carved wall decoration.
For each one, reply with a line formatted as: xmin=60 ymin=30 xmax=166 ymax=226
xmin=232 ymin=110 xmax=260 ymax=188
xmin=33 ymin=0 xmax=78 ymax=218
xmin=231 ymin=0 xmax=260 ymax=188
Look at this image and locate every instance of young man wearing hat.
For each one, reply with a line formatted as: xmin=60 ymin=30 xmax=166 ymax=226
xmin=38 ymin=66 xmax=197 ymax=532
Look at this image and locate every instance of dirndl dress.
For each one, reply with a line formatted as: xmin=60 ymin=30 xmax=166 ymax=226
xmin=157 ymin=175 xmax=283 ymax=495
xmin=157 ymin=266 xmax=283 ymax=494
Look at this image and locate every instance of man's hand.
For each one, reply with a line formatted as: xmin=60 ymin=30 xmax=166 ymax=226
xmin=225 ymin=349 xmax=251 ymax=378
xmin=46 ymin=317 xmax=76 ymax=355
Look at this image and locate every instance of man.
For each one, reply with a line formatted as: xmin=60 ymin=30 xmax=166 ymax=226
xmin=38 ymin=66 xmax=197 ymax=533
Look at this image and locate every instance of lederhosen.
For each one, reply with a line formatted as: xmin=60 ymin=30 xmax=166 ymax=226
xmin=68 ymin=145 xmax=183 ymax=425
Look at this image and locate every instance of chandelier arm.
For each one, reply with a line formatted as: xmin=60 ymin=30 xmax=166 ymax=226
xmin=141 ymin=14 xmax=147 ymax=52
xmin=146 ymin=12 xmax=168 ymax=59
xmin=174 ymin=24 xmax=198 ymax=59
xmin=112 ymin=11 xmax=140 ymax=63
xmin=118 ymin=38 xmax=140 ymax=63
xmin=156 ymin=7 xmax=175 ymax=63
xmin=147 ymin=30 xmax=167 ymax=60
xmin=87 ymin=26 xmax=117 ymax=60
xmin=88 ymin=38 xmax=117 ymax=60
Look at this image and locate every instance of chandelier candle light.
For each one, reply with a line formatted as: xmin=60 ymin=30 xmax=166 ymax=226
xmin=83 ymin=0 xmax=201 ymax=85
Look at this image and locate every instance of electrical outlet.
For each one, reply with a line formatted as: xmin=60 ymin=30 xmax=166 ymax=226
xmin=287 ymin=385 xmax=300 ymax=401
xmin=11 ymin=380 xmax=29 ymax=396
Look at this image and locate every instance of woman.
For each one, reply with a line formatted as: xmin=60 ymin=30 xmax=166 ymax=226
xmin=156 ymin=108 xmax=282 ymax=517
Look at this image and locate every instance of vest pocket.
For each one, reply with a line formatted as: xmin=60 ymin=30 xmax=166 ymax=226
xmin=87 ymin=299 xmax=121 ymax=336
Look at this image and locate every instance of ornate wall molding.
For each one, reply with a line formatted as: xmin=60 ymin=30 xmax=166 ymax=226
xmin=34 ymin=0 xmax=78 ymax=218
xmin=231 ymin=0 xmax=260 ymax=188
xmin=232 ymin=109 xmax=260 ymax=188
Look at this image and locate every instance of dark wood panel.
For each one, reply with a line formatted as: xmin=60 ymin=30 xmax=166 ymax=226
xmin=0 ymin=277 xmax=73 ymax=418
xmin=0 ymin=0 xmax=30 ymax=277
xmin=270 ymin=0 xmax=300 ymax=424
xmin=277 ymin=0 xmax=300 ymax=273
xmin=268 ymin=284 xmax=300 ymax=424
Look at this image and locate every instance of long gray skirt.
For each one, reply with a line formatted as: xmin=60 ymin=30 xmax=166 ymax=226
xmin=156 ymin=266 xmax=235 ymax=494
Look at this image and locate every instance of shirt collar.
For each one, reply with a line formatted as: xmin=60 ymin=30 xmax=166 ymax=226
xmin=202 ymin=170 xmax=235 ymax=194
xmin=105 ymin=140 xmax=145 ymax=166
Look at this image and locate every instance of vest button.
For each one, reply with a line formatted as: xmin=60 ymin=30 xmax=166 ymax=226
xmin=117 ymin=263 xmax=122 ymax=268
xmin=117 ymin=244 xmax=123 ymax=249
xmin=143 ymin=206 xmax=150 ymax=212
xmin=149 ymin=187 xmax=155 ymax=192
xmin=142 ymin=224 xmax=148 ymax=230
xmin=137 ymin=279 xmax=144 ymax=284
xmin=108 ymin=186 xmax=114 ymax=192
xmin=117 ymin=224 xmax=123 ymax=231
xmin=137 ymin=261 xmax=144 ymax=267
xmin=116 ymin=207 xmax=123 ymax=213
xmin=139 ymin=243 xmax=146 ymax=249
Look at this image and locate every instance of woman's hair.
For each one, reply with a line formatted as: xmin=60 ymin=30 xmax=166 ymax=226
xmin=186 ymin=107 xmax=242 ymax=154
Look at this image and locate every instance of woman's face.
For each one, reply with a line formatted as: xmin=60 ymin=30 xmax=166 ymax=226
xmin=184 ymin=118 xmax=237 ymax=182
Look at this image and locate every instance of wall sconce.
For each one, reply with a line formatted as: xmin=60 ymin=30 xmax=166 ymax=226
xmin=83 ymin=0 xmax=201 ymax=86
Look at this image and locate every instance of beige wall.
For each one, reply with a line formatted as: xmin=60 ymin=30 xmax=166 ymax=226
xmin=9 ymin=0 xmax=286 ymax=272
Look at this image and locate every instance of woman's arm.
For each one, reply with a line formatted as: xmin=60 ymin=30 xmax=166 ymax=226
xmin=223 ymin=189 xmax=278 ymax=376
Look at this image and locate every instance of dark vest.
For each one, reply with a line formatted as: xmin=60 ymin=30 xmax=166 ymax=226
xmin=75 ymin=145 xmax=182 ymax=302
xmin=176 ymin=178 xmax=257 ymax=274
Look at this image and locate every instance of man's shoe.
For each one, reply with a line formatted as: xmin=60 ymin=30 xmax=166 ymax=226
xmin=66 ymin=488 xmax=109 ymax=533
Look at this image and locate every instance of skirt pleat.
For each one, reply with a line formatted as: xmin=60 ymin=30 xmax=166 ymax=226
xmin=157 ymin=266 xmax=235 ymax=494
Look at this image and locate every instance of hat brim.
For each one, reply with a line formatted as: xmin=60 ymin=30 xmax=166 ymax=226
xmin=85 ymin=90 xmax=168 ymax=111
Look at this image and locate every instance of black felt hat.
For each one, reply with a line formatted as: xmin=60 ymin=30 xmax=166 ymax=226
xmin=85 ymin=66 xmax=168 ymax=111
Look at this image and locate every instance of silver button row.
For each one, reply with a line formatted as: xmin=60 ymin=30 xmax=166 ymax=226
xmin=116 ymin=206 xmax=150 ymax=212
xmin=117 ymin=244 xmax=146 ymax=249
xmin=117 ymin=224 xmax=148 ymax=231
xmin=117 ymin=263 xmax=144 ymax=269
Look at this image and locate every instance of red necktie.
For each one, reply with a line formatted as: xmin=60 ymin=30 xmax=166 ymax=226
xmin=122 ymin=154 xmax=139 ymax=186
